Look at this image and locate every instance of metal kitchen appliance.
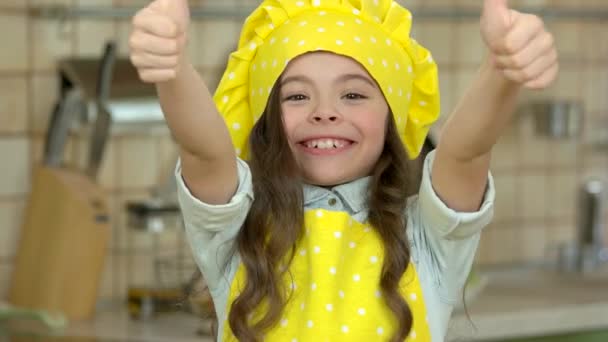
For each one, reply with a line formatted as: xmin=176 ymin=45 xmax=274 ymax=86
xmin=124 ymin=173 xmax=201 ymax=320
xmin=522 ymin=100 xmax=583 ymax=139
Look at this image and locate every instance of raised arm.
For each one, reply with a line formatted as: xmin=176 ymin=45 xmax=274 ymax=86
xmin=432 ymin=0 xmax=558 ymax=212
xmin=129 ymin=0 xmax=237 ymax=205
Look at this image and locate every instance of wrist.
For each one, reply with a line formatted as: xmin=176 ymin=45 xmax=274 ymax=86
xmin=482 ymin=53 xmax=520 ymax=90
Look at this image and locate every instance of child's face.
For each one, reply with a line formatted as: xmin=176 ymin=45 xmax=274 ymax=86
xmin=279 ymin=52 xmax=389 ymax=186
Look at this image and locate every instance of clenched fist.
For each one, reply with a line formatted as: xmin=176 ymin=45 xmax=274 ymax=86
xmin=481 ymin=0 xmax=558 ymax=89
xmin=129 ymin=0 xmax=191 ymax=83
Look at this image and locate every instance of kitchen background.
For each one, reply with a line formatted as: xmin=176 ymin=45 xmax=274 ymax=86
xmin=1 ymin=0 xmax=607 ymax=327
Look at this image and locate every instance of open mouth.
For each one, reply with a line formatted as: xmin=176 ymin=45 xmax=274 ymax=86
xmin=298 ymin=138 xmax=354 ymax=153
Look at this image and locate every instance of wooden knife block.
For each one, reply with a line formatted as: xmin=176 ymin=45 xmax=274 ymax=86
xmin=9 ymin=166 xmax=110 ymax=321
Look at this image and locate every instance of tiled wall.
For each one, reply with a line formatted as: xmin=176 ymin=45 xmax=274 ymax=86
xmin=1 ymin=0 xmax=607 ymax=303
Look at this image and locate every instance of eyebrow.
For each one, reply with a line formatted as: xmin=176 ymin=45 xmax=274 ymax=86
xmin=280 ymin=73 xmax=377 ymax=88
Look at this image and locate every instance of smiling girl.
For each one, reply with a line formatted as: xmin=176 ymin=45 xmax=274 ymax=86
xmin=129 ymin=0 xmax=558 ymax=340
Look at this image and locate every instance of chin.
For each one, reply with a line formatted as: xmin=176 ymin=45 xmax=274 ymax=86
xmin=301 ymin=170 xmax=359 ymax=187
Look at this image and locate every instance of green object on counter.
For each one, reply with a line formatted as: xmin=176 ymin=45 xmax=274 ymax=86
xmin=0 ymin=302 xmax=67 ymax=331
xmin=493 ymin=329 xmax=608 ymax=342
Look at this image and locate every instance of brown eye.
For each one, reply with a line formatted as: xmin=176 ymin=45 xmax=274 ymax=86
xmin=343 ymin=93 xmax=367 ymax=100
xmin=284 ymin=94 xmax=308 ymax=101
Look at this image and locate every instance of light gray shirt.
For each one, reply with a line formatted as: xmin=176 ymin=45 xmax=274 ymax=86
xmin=176 ymin=150 xmax=495 ymax=341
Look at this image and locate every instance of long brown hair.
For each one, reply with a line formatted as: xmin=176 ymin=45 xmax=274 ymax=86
xmin=224 ymin=81 xmax=419 ymax=341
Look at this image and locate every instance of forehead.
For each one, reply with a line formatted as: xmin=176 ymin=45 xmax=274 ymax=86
xmin=281 ymin=51 xmax=372 ymax=79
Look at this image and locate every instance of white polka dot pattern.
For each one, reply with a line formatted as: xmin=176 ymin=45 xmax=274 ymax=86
xmin=223 ymin=209 xmax=430 ymax=341
xmin=213 ymin=0 xmax=440 ymax=161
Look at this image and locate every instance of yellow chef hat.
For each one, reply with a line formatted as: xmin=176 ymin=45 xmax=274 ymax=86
xmin=213 ymin=0 xmax=440 ymax=159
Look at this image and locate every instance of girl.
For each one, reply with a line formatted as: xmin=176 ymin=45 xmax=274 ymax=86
xmin=129 ymin=0 xmax=557 ymax=341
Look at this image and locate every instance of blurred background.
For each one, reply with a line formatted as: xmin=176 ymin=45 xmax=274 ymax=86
xmin=1 ymin=0 xmax=608 ymax=341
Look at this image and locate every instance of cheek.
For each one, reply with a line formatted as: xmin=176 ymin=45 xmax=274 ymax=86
xmin=359 ymin=111 xmax=388 ymax=139
xmin=281 ymin=113 xmax=295 ymax=139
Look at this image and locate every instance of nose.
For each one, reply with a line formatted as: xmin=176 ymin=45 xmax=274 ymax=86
xmin=311 ymin=112 xmax=339 ymax=123
xmin=309 ymin=102 xmax=342 ymax=124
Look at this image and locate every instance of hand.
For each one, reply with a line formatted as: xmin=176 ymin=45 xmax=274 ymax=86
xmin=480 ymin=0 xmax=558 ymax=89
xmin=129 ymin=0 xmax=191 ymax=83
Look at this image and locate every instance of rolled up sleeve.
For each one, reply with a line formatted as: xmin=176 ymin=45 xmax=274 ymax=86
xmin=408 ymin=150 xmax=495 ymax=303
xmin=175 ymin=157 xmax=254 ymax=292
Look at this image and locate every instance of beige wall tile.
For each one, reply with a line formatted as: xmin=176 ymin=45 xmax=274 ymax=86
xmin=193 ymin=21 xmax=240 ymax=69
xmin=416 ymin=21 xmax=455 ymax=65
xmin=546 ymin=21 xmax=580 ymax=64
xmin=477 ymin=227 xmax=520 ymax=265
xmin=31 ymin=19 xmax=74 ymax=71
xmin=436 ymin=68 xmax=454 ymax=125
xmin=546 ymin=171 xmax=577 ymax=220
xmin=521 ymin=172 xmax=547 ymax=220
xmin=546 ymin=225 xmax=576 ymax=259
xmin=104 ymin=192 xmax=119 ymax=250
xmin=550 ymin=140 xmax=578 ymax=168
xmin=0 ymin=14 xmax=28 ymax=72
xmin=583 ymin=140 xmax=608 ymax=170
xmin=157 ymin=135 xmax=179 ymax=188
xmin=0 ymin=137 xmax=30 ymax=196
xmin=76 ymin=20 xmax=117 ymax=56
xmin=490 ymin=130 xmax=519 ymax=170
xmin=98 ymin=253 xmax=129 ymax=300
xmin=114 ymin=21 xmax=133 ymax=59
xmin=0 ymin=199 xmax=25 ymax=259
xmin=518 ymin=115 xmax=550 ymax=166
xmin=0 ymin=76 xmax=28 ymax=134
xmin=582 ymin=67 xmax=608 ymax=113
xmin=114 ymin=0 xmax=148 ymax=6
xmin=454 ymin=20 xmax=486 ymax=66
xmin=127 ymin=252 xmax=156 ymax=289
xmin=117 ymin=136 xmax=160 ymax=189
xmin=493 ymin=173 xmax=518 ymax=222
xmin=422 ymin=0 xmax=453 ymax=6
xmin=199 ymin=66 xmax=226 ymax=93
xmin=549 ymin=67 xmax=581 ymax=100
xmin=78 ymin=0 xmax=113 ymax=6
xmin=30 ymin=73 xmax=60 ymax=134
xmin=500 ymin=0 xmax=550 ymax=7
xmin=98 ymin=253 xmax=116 ymax=299
xmin=580 ymin=23 xmax=608 ymax=63
xmin=453 ymin=66 xmax=478 ymax=108
xmin=518 ymin=225 xmax=548 ymax=262
xmin=0 ymin=1 xmax=28 ymax=8
xmin=30 ymin=0 xmax=73 ymax=5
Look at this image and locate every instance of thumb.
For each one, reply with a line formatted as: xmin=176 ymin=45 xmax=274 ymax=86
xmin=481 ymin=0 xmax=512 ymax=43
xmin=156 ymin=0 xmax=190 ymax=31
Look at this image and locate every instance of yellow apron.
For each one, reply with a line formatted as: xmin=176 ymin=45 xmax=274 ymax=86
xmin=223 ymin=209 xmax=431 ymax=341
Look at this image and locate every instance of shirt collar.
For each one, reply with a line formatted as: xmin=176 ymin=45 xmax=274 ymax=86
xmin=302 ymin=176 xmax=371 ymax=214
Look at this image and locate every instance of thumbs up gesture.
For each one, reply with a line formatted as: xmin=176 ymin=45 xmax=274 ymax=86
xmin=129 ymin=0 xmax=191 ymax=83
xmin=480 ymin=0 xmax=558 ymax=89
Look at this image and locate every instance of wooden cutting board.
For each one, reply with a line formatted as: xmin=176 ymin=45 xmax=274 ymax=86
xmin=9 ymin=166 xmax=110 ymax=321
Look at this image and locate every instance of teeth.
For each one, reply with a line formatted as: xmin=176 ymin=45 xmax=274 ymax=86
xmin=305 ymin=139 xmax=347 ymax=149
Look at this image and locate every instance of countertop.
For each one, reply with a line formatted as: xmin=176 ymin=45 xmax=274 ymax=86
xmin=60 ymin=308 xmax=211 ymax=342
xmin=1 ymin=303 xmax=212 ymax=342
xmin=10 ymin=266 xmax=608 ymax=342
xmin=448 ymin=266 xmax=608 ymax=341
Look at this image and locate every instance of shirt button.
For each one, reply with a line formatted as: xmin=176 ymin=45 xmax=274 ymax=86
xmin=328 ymin=198 xmax=337 ymax=206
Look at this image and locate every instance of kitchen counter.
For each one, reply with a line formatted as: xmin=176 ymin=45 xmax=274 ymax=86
xmin=2 ymin=303 xmax=212 ymax=342
xmin=448 ymin=266 xmax=608 ymax=341
xmin=10 ymin=266 xmax=608 ymax=342
xmin=65 ymin=308 xmax=211 ymax=342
